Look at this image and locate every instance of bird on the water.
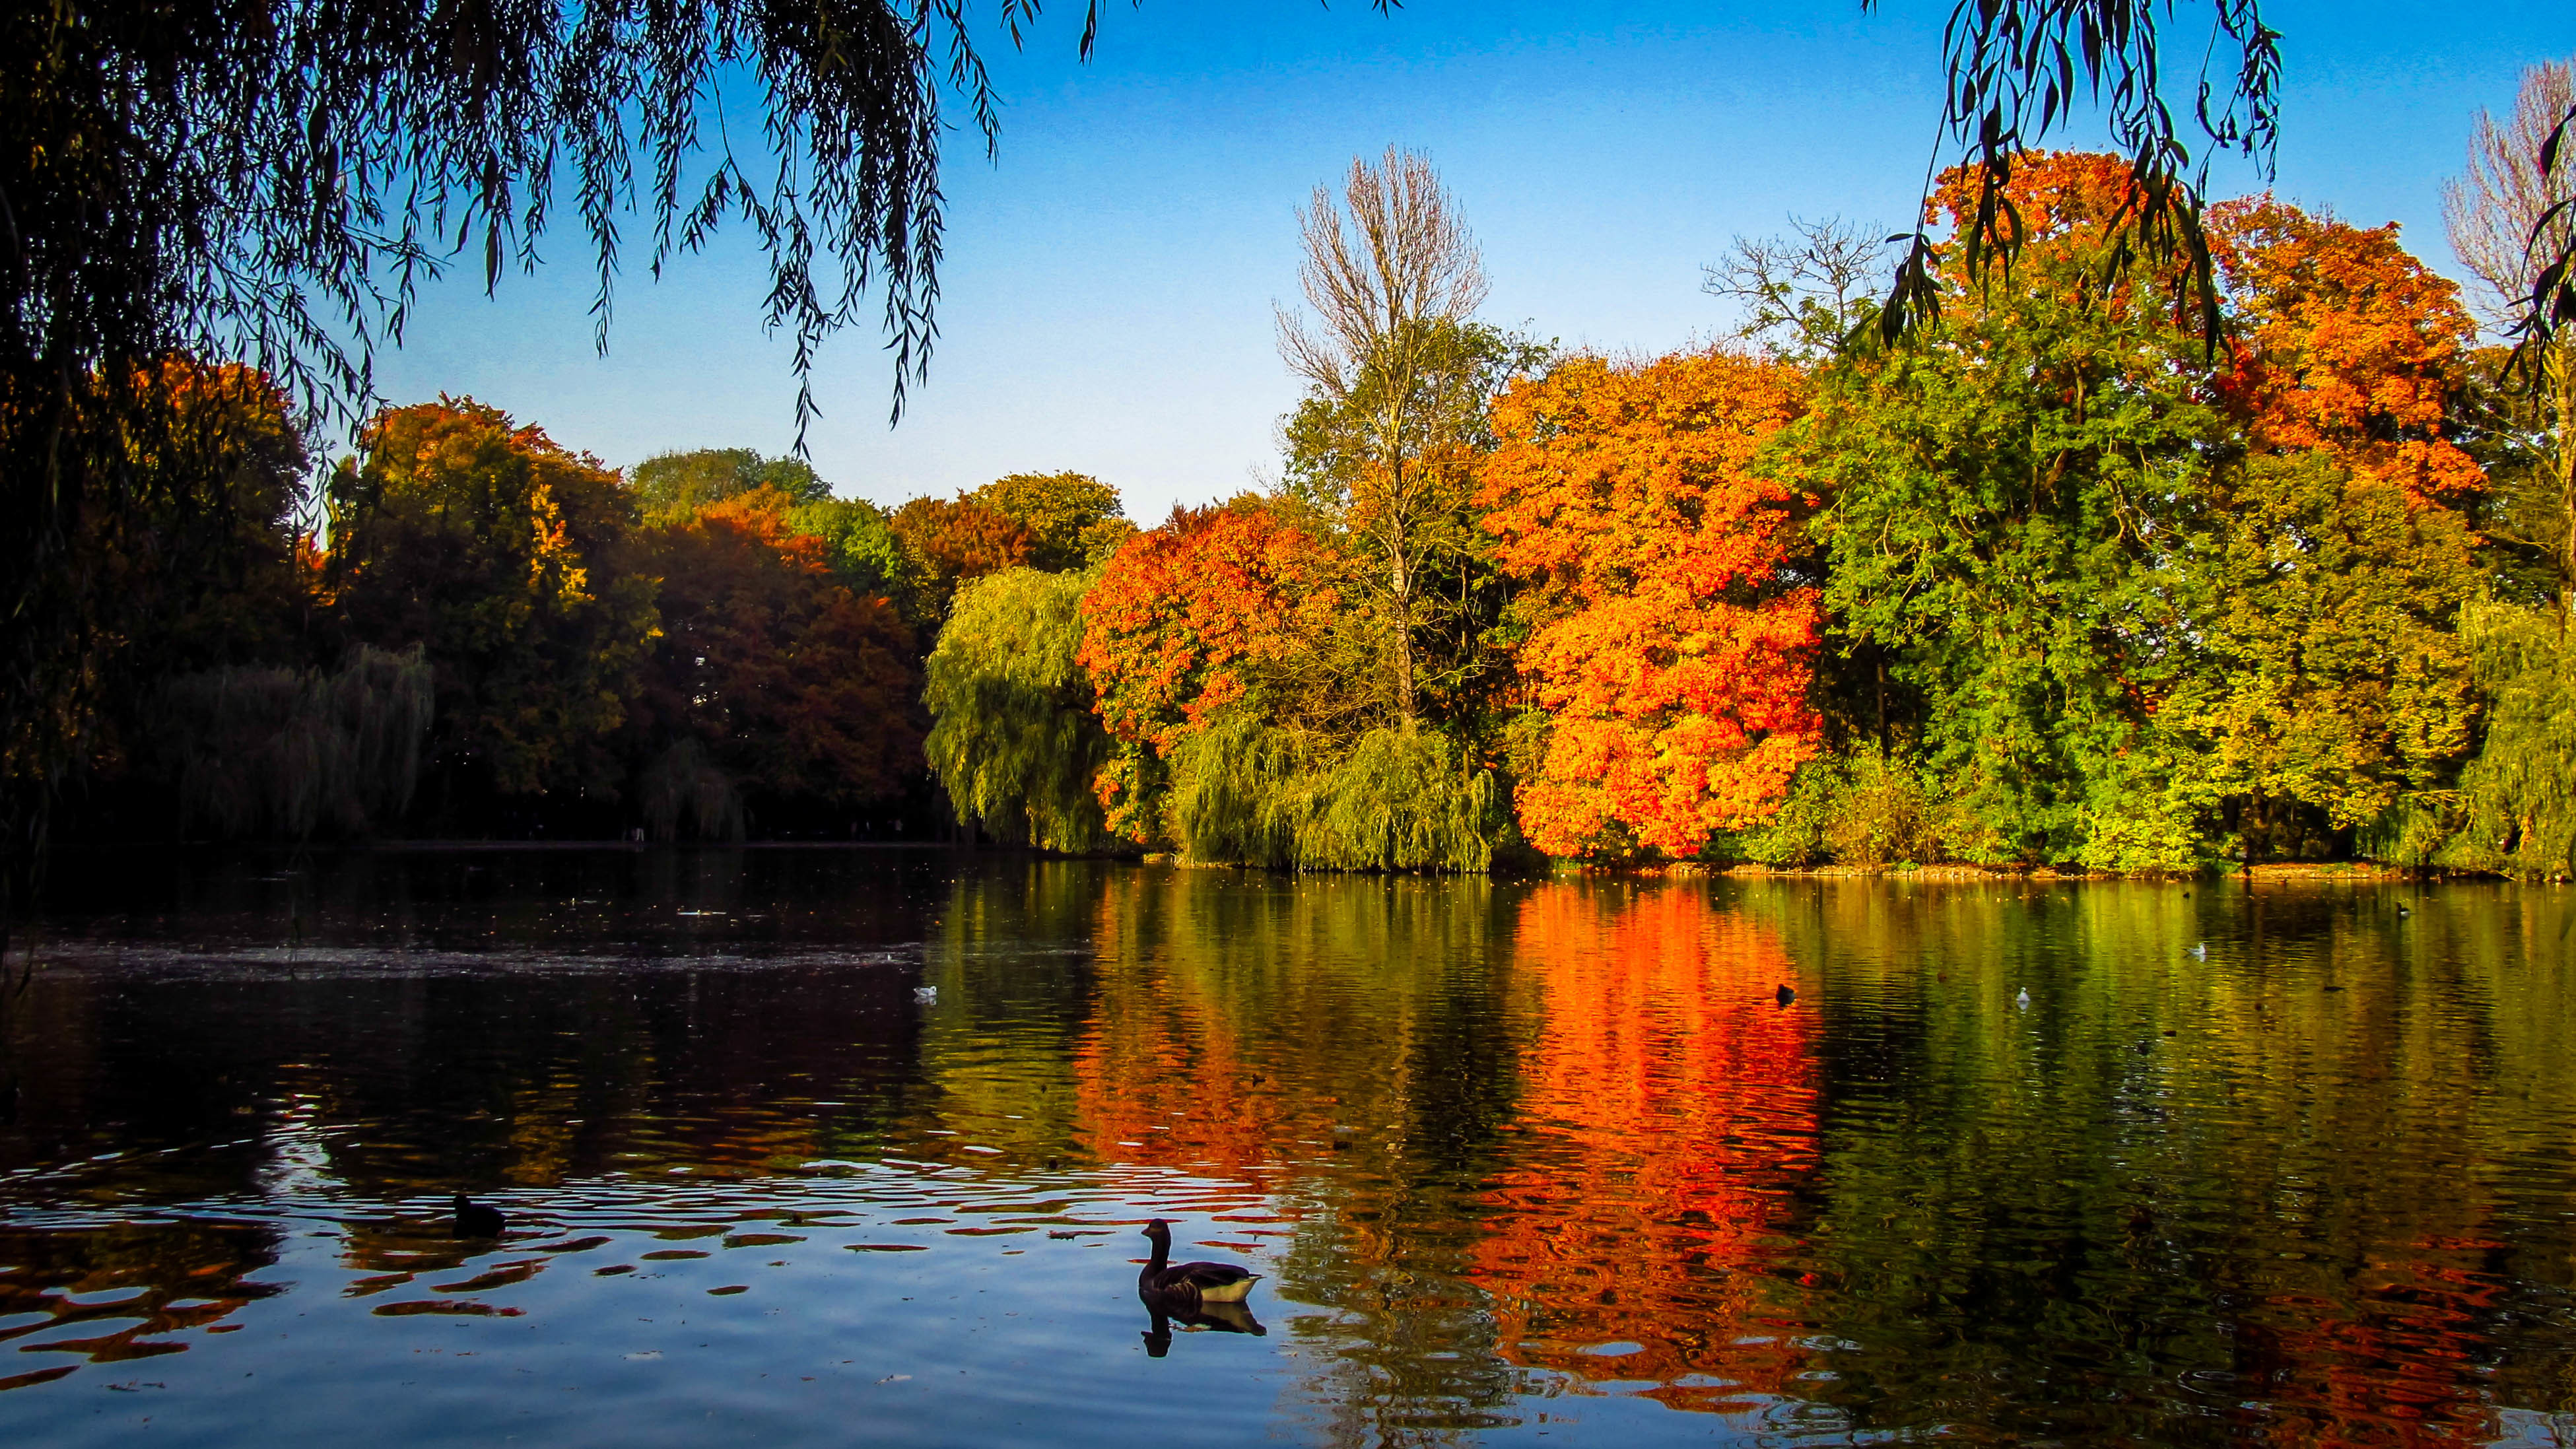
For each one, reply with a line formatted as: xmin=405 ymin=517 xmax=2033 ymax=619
xmin=1137 ymin=1220 xmax=1260 ymax=1308
xmin=2014 ymin=987 xmax=2031 ymax=1009
xmin=1775 ymin=983 xmax=1796 ymax=1007
xmin=452 ymin=1194 xmax=506 ymax=1238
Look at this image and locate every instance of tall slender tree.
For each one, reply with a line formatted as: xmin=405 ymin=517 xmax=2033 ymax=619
xmin=1277 ymin=148 xmax=1490 ymax=731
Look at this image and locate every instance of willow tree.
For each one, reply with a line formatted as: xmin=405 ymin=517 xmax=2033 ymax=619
xmin=2441 ymin=58 xmax=2576 ymax=879
xmin=924 ymin=567 xmax=1113 ymax=854
xmin=1277 ymin=148 xmax=1491 ymax=731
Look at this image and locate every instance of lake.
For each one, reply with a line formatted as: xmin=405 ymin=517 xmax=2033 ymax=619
xmin=1 ymin=849 xmax=2571 ymax=1446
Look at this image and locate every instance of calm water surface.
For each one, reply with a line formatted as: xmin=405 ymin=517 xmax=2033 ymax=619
xmin=1 ymin=850 xmax=2571 ymax=1446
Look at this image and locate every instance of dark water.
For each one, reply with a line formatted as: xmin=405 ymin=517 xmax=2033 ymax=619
xmin=1 ymin=850 xmax=2571 ymax=1446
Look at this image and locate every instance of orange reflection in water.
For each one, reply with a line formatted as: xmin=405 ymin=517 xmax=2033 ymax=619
xmin=1471 ymin=885 xmax=1821 ymax=1415
xmin=1066 ymin=889 xmax=1310 ymax=1194
xmin=2228 ymin=1240 xmax=2528 ymax=1448
xmin=1068 ymin=965 xmax=1299 ymax=1186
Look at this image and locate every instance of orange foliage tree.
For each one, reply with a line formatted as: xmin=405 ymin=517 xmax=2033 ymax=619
xmin=1478 ymin=352 xmax=1824 ymax=858
xmin=630 ymin=489 xmax=921 ymax=826
xmin=1918 ymin=154 xmax=2484 ymax=508
xmin=891 ymin=495 xmax=1036 ymax=619
xmin=1075 ymin=501 xmax=1345 ymax=843
xmin=2210 ymin=197 xmax=2486 ymax=506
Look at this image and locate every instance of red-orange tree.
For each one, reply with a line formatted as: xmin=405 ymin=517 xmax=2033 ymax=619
xmin=631 ymin=489 xmax=920 ymax=828
xmin=891 ymin=495 xmax=1036 ymax=621
xmin=1479 ymin=352 xmax=1823 ymax=858
xmin=1075 ymin=501 xmax=1345 ymax=843
xmin=2210 ymin=197 xmax=2486 ymax=506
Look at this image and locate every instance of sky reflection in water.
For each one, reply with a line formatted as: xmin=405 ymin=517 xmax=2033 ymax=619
xmin=1 ymin=850 xmax=2571 ymax=1446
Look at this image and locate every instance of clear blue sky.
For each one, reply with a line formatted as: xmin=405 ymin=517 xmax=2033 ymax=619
xmin=367 ymin=1 xmax=2574 ymax=522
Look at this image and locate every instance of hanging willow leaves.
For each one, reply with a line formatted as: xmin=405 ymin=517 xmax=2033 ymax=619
xmin=0 ymin=0 xmax=1153 ymax=866
xmin=1863 ymin=0 xmax=2282 ymax=349
xmin=2519 ymin=100 xmax=2576 ymax=375
xmin=924 ymin=566 xmax=1115 ymax=854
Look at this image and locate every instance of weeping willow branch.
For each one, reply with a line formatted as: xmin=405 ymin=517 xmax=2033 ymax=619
xmin=1864 ymin=0 xmax=2282 ymax=349
xmin=155 ymin=644 xmax=434 ymax=839
xmin=1167 ymin=715 xmax=1499 ymax=873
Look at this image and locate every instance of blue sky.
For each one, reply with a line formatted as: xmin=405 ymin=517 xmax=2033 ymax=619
xmin=367 ymin=1 xmax=2574 ymax=521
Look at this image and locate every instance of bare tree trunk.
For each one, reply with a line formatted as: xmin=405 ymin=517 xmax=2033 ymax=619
xmin=1384 ymin=403 xmax=1418 ymax=730
xmin=2552 ymin=343 xmax=2575 ymax=620
xmin=1390 ymin=543 xmax=1417 ymax=731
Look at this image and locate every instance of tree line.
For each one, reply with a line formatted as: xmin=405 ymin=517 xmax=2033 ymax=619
xmin=38 ymin=380 xmax=1130 ymax=842
xmin=22 ymin=63 xmax=2573 ymax=878
xmin=931 ymin=99 xmax=2574 ymax=879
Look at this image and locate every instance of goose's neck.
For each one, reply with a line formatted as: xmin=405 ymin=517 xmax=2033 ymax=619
xmin=1145 ymin=1236 xmax=1169 ymax=1271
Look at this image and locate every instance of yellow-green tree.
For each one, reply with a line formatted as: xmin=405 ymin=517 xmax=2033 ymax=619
xmin=924 ymin=567 xmax=1113 ymax=852
xmin=328 ymin=398 xmax=658 ymax=805
xmin=966 ymin=473 xmax=1126 ymax=571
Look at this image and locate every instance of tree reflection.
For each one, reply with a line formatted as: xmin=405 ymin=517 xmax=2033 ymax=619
xmin=1073 ymin=868 xmax=1534 ymax=1444
xmin=0 ymin=854 xmax=2570 ymax=1440
xmin=0 ymin=1218 xmax=282 ymax=1384
xmin=1749 ymin=879 xmax=2576 ymax=1444
xmin=1470 ymin=882 xmax=1821 ymax=1415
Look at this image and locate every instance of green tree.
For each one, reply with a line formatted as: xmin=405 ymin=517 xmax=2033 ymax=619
xmin=1793 ymin=166 xmax=2221 ymax=863
xmin=782 ymin=497 xmax=918 ymax=612
xmin=967 ymin=473 xmax=1125 ymax=572
xmin=1794 ymin=156 xmax=2491 ymax=869
xmin=924 ymin=567 xmax=1114 ymax=853
xmin=2160 ymin=452 xmax=2484 ymax=861
xmin=1277 ymin=148 xmax=1497 ymax=730
xmin=2448 ymin=603 xmax=2576 ymax=879
xmin=634 ymin=449 xmax=830 ymax=522
xmin=327 ymin=398 xmax=659 ymax=807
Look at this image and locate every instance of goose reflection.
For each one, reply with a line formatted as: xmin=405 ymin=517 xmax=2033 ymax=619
xmin=1141 ymin=1297 xmax=1266 ymax=1357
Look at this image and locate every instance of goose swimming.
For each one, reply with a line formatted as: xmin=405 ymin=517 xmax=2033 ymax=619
xmin=1137 ymin=1220 xmax=1261 ymax=1306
